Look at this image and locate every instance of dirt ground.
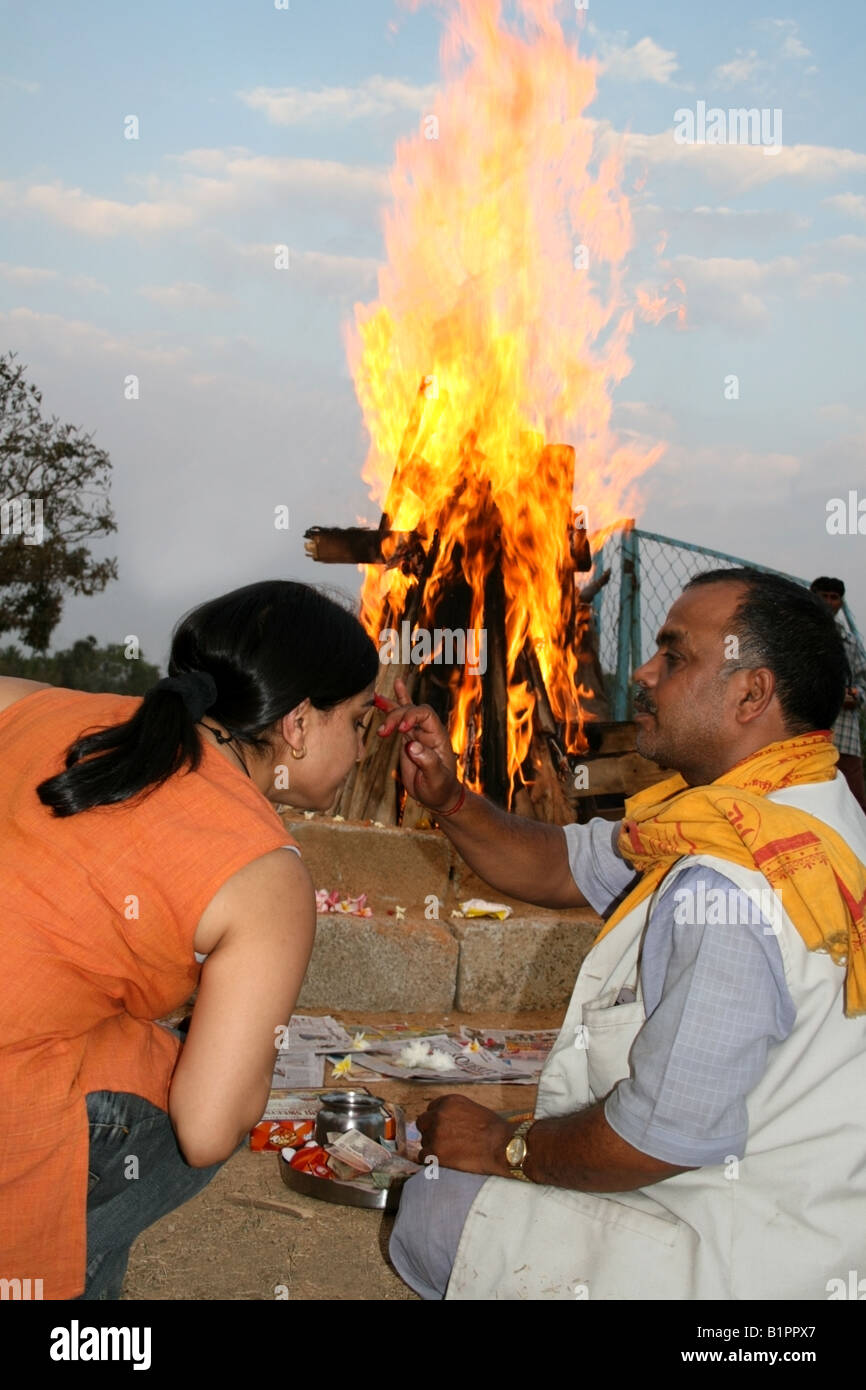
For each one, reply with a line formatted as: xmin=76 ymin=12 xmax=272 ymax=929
xmin=121 ymin=1009 xmax=563 ymax=1301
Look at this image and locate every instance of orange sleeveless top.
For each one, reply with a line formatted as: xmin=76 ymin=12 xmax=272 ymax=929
xmin=0 ymin=687 xmax=300 ymax=1299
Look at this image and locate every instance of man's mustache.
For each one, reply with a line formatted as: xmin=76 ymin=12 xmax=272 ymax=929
xmin=633 ymin=687 xmax=657 ymax=715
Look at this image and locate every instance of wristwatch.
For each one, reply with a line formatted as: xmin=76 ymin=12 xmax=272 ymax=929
xmin=505 ymin=1119 xmax=534 ymax=1182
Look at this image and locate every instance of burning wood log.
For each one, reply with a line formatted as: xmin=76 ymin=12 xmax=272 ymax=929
xmin=307 ymin=382 xmax=607 ymax=826
xmin=333 ymin=528 xmax=442 ymax=824
xmin=303 ymin=524 xmax=425 ymax=569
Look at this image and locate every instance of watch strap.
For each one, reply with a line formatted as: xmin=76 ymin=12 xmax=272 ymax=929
xmin=506 ymin=1118 xmax=535 ymax=1180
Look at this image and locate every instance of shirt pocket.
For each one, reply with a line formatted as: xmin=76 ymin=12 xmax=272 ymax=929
xmin=87 ymin=1119 xmax=131 ymax=1193
xmin=581 ymin=995 xmax=646 ymax=1102
xmin=543 ymin=1184 xmax=682 ymax=1251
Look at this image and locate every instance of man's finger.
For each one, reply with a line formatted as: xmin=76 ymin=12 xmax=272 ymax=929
xmin=376 ymin=707 xmax=412 ymax=737
xmin=377 ymin=703 xmax=439 ymax=740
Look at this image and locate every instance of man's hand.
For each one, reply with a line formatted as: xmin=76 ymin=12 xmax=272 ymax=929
xmin=417 ymin=1094 xmax=696 ymax=1191
xmin=842 ymin=687 xmax=859 ymax=711
xmin=416 ymin=1095 xmax=517 ymax=1177
xmin=375 ymin=677 xmax=461 ymax=812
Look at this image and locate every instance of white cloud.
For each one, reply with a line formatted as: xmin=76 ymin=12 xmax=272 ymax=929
xmin=138 ymin=281 xmax=236 ymax=310
xmin=168 ymin=146 xmax=251 ymax=174
xmin=819 ymin=234 xmax=866 ymax=259
xmin=163 ymin=150 xmax=387 ymax=211
xmin=0 ymin=180 xmax=194 ymax=237
xmin=196 ymin=240 xmax=381 ymax=295
xmin=649 ymin=443 xmax=801 ymax=509
xmin=595 ymin=34 xmax=679 ymax=85
xmin=615 ymin=400 xmax=677 ymax=437
xmin=0 ymin=152 xmax=387 ymax=239
xmin=0 ymin=306 xmax=191 ymax=367
xmin=797 ymin=270 xmax=852 ymax=297
xmin=615 ymin=127 xmax=866 ymax=194
xmin=781 ymin=34 xmax=811 ymax=61
xmin=823 ymin=193 xmax=866 ymax=223
xmin=0 ymin=75 xmax=39 ymax=94
xmin=0 ymin=261 xmax=108 ymax=292
xmin=713 ymin=21 xmax=814 ymax=91
xmin=664 ymin=253 xmax=827 ymax=330
xmin=759 ymin=18 xmax=812 ymax=62
xmin=238 ymin=75 xmax=439 ymax=125
xmin=291 ymin=249 xmax=379 ymax=293
xmin=713 ymin=49 xmax=765 ymax=88
xmin=817 ymin=403 xmax=866 ymax=427
xmin=637 ymin=202 xmax=810 ymax=251
xmin=0 ymin=262 xmax=56 ymax=285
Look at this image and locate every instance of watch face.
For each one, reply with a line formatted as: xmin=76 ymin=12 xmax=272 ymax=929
xmin=506 ymin=1135 xmax=527 ymax=1167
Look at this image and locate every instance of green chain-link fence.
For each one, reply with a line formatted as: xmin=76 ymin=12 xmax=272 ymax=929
xmin=589 ymin=524 xmax=866 ymax=723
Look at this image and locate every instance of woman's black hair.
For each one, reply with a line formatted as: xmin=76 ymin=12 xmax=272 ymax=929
xmin=685 ymin=567 xmax=849 ymax=732
xmin=37 ymin=580 xmax=380 ymax=817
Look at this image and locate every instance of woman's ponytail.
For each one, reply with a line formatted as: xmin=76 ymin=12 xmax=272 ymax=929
xmin=37 ymin=679 xmax=213 ymax=817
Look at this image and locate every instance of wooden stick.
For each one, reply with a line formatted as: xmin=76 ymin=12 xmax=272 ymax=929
xmin=224 ymin=1193 xmax=311 ymax=1220
xmin=303 ymin=526 xmax=423 ymax=566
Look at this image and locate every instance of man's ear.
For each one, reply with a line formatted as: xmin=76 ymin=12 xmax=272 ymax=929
xmin=737 ymin=667 xmax=776 ymax=724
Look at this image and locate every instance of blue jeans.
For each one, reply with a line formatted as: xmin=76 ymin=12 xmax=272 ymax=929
xmin=79 ymin=1088 xmax=227 ymax=1300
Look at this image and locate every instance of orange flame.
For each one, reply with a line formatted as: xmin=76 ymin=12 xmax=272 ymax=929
xmin=346 ymin=0 xmax=665 ymax=798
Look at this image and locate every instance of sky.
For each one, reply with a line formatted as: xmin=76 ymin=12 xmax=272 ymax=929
xmin=1 ymin=0 xmax=865 ymax=672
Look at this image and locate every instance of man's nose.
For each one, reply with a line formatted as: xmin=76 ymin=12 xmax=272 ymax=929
xmin=633 ymin=653 xmax=660 ymax=686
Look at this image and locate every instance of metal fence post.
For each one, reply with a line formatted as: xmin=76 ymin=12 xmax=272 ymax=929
xmin=591 ymin=542 xmax=605 ymax=646
xmin=613 ymin=521 xmax=636 ymax=719
xmin=630 ymin=529 xmax=642 ymax=679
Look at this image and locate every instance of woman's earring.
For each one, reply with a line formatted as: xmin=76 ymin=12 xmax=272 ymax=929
xmin=290 ymin=745 xmax=307 ymax=761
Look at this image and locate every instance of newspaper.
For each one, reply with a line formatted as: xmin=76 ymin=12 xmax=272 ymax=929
xmin=285 ymin=1015 xmax=355 ymax=1054
xmin=271 ymin=1050 xmax=325 ymax=1088
xmin=270 ymin=1015 xmax=356 ymax=1086
xmin=274 ymin=1019 xmax=555 ymax=1087
xmin=346 ymin=1034 xmax=536 ymax=1083
xmin=284 ymin=1015 xmax=447 ymax=1055
xmin=458 ymin=1027 xmax=559 ymax=1076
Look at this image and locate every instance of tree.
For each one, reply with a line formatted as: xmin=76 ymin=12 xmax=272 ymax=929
xmin=0 ymin=637 xmax=162 ymax=693
xmin=0 ymin=352 xmax=117 ymax=651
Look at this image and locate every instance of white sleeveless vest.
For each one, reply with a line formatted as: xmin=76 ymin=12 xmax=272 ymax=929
xmin=446 ymin=776 xmax=866 ymax=1300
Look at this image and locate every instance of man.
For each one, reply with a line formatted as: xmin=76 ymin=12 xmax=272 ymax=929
xmin=378 ymin=567 xmax=866 ymax=1300
xmin=810 ymin=576 xmax=866 ymax=813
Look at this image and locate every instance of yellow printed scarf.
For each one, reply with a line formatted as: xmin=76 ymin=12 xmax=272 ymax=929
xmin=597 ymin=732 xmax=866 ymax=1017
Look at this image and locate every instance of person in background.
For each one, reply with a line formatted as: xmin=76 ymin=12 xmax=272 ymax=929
xmin=0 ymin=580 xmax=379 ymax=1300
xmin=811 ymin=576 xmax=866 ymax=813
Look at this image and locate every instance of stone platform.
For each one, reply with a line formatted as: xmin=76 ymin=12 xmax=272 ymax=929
xmin=281 ymin=814 xmax=601 ymax=1012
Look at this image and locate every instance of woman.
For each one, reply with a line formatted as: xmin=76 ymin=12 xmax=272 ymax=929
xmin=0 ymin=579 xmax=381 ymax=1300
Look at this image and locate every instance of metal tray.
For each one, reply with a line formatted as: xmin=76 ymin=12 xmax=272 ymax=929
xmin=278 ymin=1155 xmax=404 ymax=1211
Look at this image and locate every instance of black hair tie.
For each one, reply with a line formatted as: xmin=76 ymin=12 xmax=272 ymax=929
xmin=154 ymin=670 xmax=218 ymax=723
